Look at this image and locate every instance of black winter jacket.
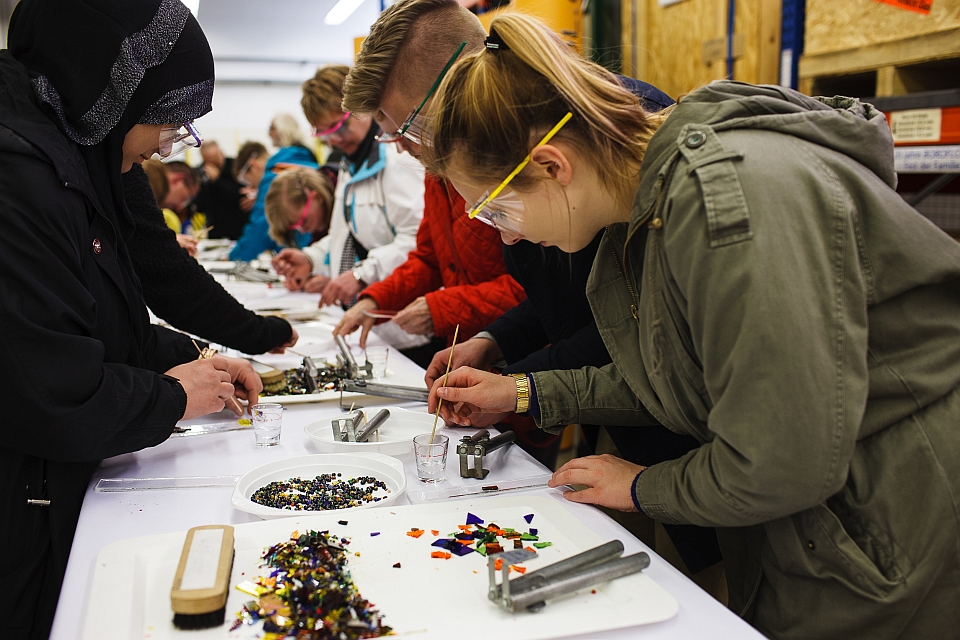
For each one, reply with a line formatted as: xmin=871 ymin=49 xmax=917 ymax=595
xmin=123 ymin=163 xmax=294 ymax=354
xmin=0 ymin=51 xmax=194 ymax=629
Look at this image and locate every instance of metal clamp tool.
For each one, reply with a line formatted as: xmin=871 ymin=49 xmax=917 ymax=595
xmin=334 ymin=336 xmax=430 ymax=405
xmin=339 ymin=379 xmax=429 ymax=404
xmin=301 ymin=356 xmax=319 ymax=393
xmin=334 ymin=334 xmax=370 ymax=379
xmin=487 ymin=540 xmax=650 ymax=613
xmin=458 ymin=429 xmax=517 ymax=479
xmin=331 ymin=408 xmax=391 ymax=443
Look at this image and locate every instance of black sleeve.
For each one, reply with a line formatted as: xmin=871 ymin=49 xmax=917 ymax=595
xmin=501 ymin=320 xmax=613 ymax=375
xmin=0 ymin=140 xmax=184 ymax=462
xmin=123 ymin=164 xmax=293 ymax=354
xmin=484 ymin=299 xmax=550 ymax=364
xmin=616 ymin=75 xmax=675 ymax=112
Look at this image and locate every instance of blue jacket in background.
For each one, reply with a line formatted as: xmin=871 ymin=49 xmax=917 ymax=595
xmin=229 ymin=145 xmax=317 ymax=261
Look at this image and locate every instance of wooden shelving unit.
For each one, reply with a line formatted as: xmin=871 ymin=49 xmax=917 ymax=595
xmin=797 ymin=0 xmax=960 ymax=239
xmin=798 ymin=0 xmax=960 ymax=98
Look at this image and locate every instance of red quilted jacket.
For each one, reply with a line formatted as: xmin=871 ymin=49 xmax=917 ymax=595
xmin=360 ymin=176 xmax=525 ymax=344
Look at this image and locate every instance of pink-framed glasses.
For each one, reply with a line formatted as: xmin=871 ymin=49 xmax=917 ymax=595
xmin=312 ymin=112 xmax=350 ymax=139
xmin=289 ymin=191 xmax=315 ymax=231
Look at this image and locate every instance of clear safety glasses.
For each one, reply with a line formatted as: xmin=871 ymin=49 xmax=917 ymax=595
xmin=467 ymin=112 xmax=573 ymax=235
xmin=376 ymin=41 xmax=466 ymax=147
xmin=158 ymin=121 xmax=202 ymax=159
xmin=312 ymin=112 xmax=351 ymax=140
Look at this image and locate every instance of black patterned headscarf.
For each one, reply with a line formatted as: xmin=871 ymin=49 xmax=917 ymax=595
xmin=8 ymin=0 xmax=214 ymax=235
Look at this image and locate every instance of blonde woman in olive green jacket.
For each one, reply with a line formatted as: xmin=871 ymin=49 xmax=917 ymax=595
xmin=424 ymin=14 xmax=960 ymax=640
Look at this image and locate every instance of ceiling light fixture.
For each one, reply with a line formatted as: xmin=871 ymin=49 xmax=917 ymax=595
xmin=324 ymin=0 xmax=367 ymax=25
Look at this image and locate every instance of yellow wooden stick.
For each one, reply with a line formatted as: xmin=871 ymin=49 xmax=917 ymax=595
xmin=430 ymin=324 xmax=460 ymax=445
xmin=193 ymin=339 xmax=243 ymax=413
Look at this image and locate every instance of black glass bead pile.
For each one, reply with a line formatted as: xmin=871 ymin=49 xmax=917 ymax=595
xmin=251 ymin=473 xmax=390 ymax=511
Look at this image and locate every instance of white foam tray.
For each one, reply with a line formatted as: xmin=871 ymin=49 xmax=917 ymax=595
xmin=81 ymin=496 xmax=678 ymax=640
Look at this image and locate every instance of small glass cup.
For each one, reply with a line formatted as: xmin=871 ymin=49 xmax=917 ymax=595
xmin=365 ymin=346 xmax=389 ymax=380
xmin=251 ymin=403 xmax=283 ymax=447
xmin=413 ymin=433 xmax=448 ymax=484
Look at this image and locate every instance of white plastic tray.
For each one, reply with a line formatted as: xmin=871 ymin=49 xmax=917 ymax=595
xmin=81 ymin=496 xmax=678 ymax=640
xmin=304 ymin=406 xmax=435 ymax=455
xmin=231 ymin=452 xmax=406 ymax=519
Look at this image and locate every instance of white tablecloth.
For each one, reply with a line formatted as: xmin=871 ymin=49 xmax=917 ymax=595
xmin=50 ymin=279 xmax=762 ymax=640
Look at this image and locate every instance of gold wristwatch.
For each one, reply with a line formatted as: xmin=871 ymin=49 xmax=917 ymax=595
xmin=509 ymin=373 xmax=530 ymax=414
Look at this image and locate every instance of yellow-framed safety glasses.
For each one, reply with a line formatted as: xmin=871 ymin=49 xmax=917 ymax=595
xmin=466 ymin=112 xmax=573 ymax=234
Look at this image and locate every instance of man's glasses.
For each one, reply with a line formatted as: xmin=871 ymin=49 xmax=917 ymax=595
xmin=467 ymin=112 xmax=573 ymax=235
xmin=236 ymin=151 xmax=260 ymax=186
xmin=312 ymin=112 xmax=351 ymax=140
xmin=376 ymin=41 xmax=466 ymax=147
xmin=159 ymin=121 xmax=202 ymax=159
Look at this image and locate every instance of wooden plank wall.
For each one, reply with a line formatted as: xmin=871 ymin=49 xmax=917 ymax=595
xmin=479 ymin=0 xmax=584 ymax=52
xmin=805 ymin=0 xmax=960 ymax=57
xmin=621 ymin=0 xmax=781 ymax=100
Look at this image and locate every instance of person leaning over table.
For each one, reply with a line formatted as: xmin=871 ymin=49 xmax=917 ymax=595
xmin=330 ymin=10 xmax=526 ymax=368
xmin=338 ymin=0 xmax=720 ymax=574
xmin=123 ymin=162 xmax=300 ymax=355
xmin=272 ymin=64 xmax=425 ymax=318
xmin=0 ymin=1 xmax=263 ymax=637
xmin=423 ymin=14 xmax=960 ymax=640
xmin=194 ymin=140 xmax=255 ymax=241
xmin=351 ymin=0 xmax=719 ymax=575
xmin=264 ymin=167 xmax=336 ymax=250
xmin=141 ymin=157 xmax=200 ymax=256
xmin=234 ymin=139 xmax=269 ymax=197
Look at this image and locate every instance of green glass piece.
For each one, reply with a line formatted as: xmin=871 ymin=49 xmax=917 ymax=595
xmin=520 ymin=533 xmax=539 ymax=541
xmin=533 ymin=541 xmax=552 ymax=549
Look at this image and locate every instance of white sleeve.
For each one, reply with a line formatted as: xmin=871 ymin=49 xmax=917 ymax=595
xmin=301 ymin=234 xmax=331 ymax=277
xmin=353 ymin=147 xmax=425 ymax=285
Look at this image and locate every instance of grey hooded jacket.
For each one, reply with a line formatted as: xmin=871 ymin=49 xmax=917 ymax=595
xmin=533 ymin=81 xmax=960 ymax=639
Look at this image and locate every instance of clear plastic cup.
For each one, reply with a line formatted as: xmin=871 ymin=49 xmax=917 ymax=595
xmin=413 ymin=433 xmax=448 ymax=483
xmin=251 ymin=403 xmax=282 ymax=447
xmin=365 ymin=346 xmax=389 ymax=379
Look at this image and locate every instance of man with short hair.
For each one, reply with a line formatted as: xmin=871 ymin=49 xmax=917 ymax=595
xmin=334 ymin=0 xmax=524 ymax=369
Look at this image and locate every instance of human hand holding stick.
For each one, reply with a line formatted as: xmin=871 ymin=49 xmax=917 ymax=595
xmin=427 ymin=367 xmax=519 ymax=427
xmin=192 ymin=339 xmax=244 ymax=414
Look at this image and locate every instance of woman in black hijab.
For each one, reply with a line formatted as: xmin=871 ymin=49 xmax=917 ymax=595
xmin=0 ymin=1 xmax=261 ymax=637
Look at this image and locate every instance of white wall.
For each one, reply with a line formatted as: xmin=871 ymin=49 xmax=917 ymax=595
xmin=192 ymin=81 xmax=317 ymax=160
xmin=188 ymin=0 xmax=385 ymax=161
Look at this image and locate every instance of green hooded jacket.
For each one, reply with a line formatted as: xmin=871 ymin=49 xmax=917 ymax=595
xmin=533 ymin=81 xmax=960 ymax=639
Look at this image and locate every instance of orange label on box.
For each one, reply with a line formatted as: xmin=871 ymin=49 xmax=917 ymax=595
xmin=873 ymin=0 xmax=933 ymax=14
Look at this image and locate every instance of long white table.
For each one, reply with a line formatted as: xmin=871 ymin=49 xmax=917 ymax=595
xmin=50 ymin=277 xmax=762 ymax=640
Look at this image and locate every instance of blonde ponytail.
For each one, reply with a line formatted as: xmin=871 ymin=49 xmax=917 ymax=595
xmin=424 ymin=14 xmax=666 ymax=206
